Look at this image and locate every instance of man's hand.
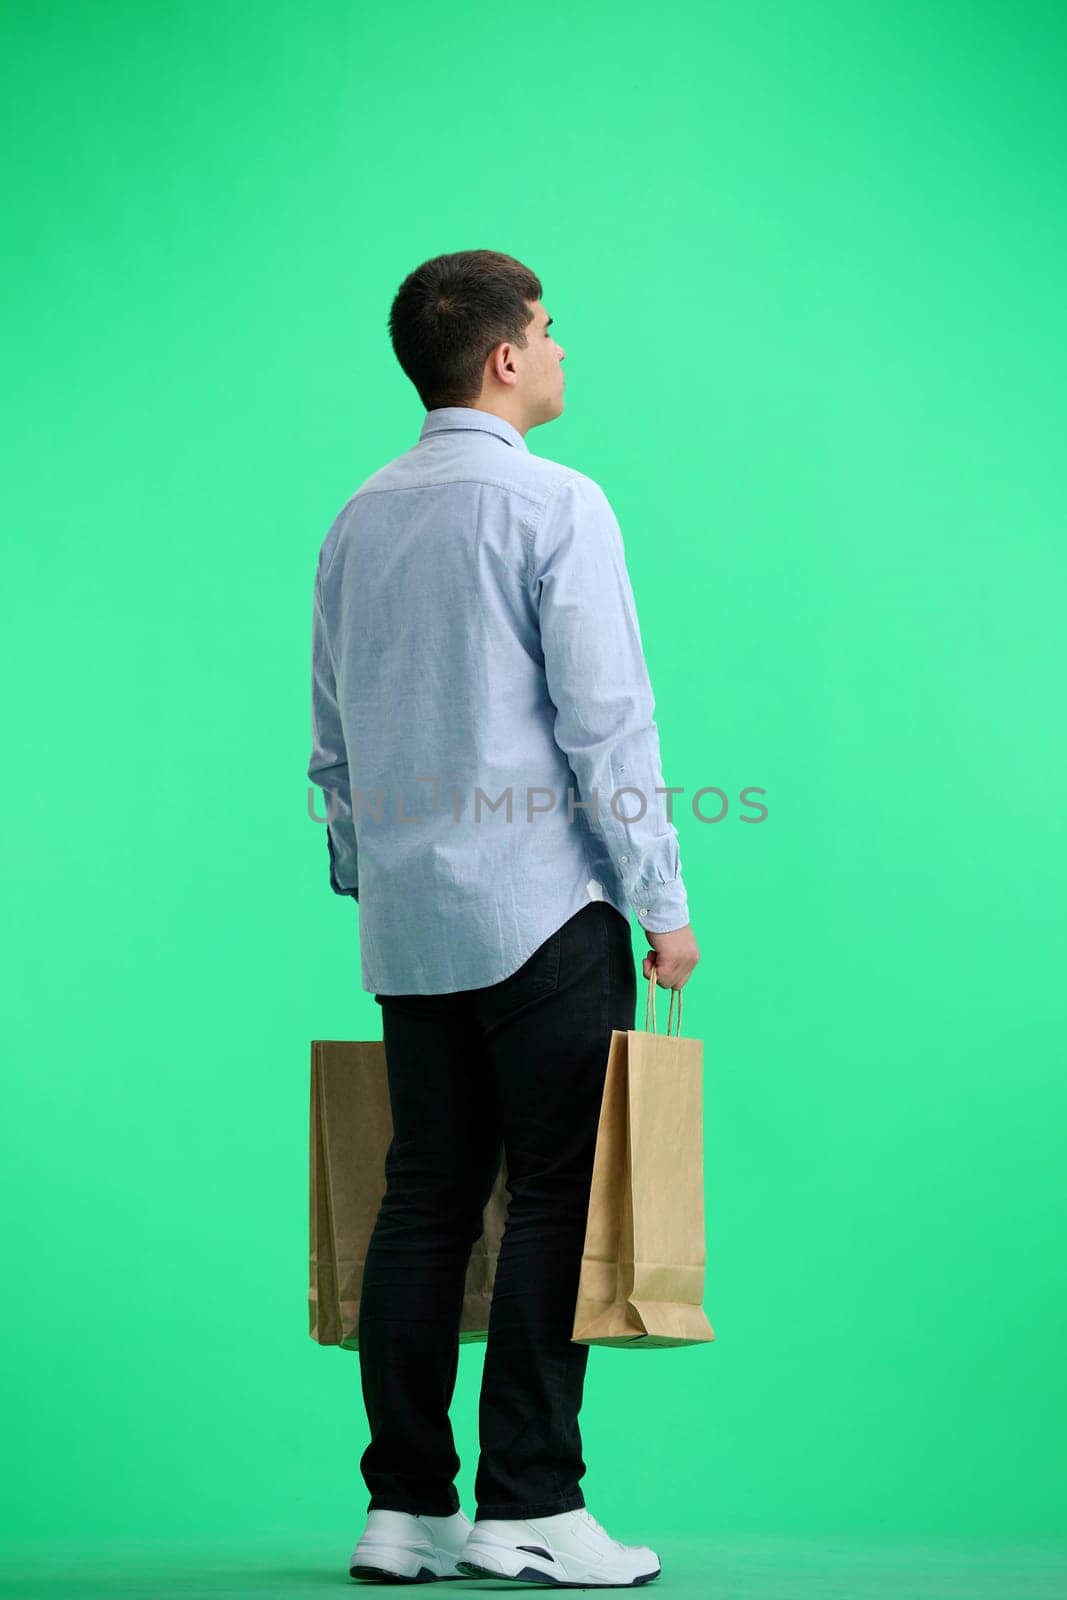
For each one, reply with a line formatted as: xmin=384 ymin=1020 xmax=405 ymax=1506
xmin=642 ymin=923 xmax=700 ymax=990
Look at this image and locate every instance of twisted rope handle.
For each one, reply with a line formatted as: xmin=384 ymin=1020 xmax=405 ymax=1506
xmin=644 ymin=964 xmax=684 ymax=1036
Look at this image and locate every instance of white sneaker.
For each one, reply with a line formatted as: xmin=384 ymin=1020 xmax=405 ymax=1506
xmin=349 ymin=1507 xmax=474 ymax=1581
xmin=456 ymin=1505 xmax=661 ymax=1586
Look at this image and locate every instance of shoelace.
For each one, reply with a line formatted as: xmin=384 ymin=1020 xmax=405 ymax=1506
xmin=576 ymin=1507 xmax=627 ymax=1552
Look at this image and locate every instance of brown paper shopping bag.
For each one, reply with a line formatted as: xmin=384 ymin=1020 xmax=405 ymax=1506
xmin=309 ymin=1038 xmax=512 ymax=1350
xmin=572 ymin=969 xmax=716 ymax=1349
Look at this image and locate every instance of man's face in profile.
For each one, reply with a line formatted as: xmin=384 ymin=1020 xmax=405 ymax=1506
xmin=523 ymin=299 xmax=567 ymax=420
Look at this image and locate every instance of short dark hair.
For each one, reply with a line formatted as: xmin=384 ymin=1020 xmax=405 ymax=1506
xmin=388 ymin=249 xmax=542 ymax=411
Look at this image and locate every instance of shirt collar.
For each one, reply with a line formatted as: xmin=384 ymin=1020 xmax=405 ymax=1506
xmin=418 ymin=406 xmax=529 ymax=454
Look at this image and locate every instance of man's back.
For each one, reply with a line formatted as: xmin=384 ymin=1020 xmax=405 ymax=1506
xmin=308 ymin=405 xmax=689 ymax=994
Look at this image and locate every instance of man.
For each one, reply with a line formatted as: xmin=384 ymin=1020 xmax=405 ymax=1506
xmin=307 ymin=249 xmax=700 ymax=1587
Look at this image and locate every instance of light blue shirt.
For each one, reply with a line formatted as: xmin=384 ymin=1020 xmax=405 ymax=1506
xmin=307 ymin=405 xmax=690 ymax=995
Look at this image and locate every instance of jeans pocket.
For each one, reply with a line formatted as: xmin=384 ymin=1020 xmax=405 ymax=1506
xmin=481 ymin=922 xmax=563 ymax=1021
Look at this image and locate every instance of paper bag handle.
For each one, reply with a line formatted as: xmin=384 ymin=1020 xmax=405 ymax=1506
xmin=644 ymin=964 xmax=684 ymax=1036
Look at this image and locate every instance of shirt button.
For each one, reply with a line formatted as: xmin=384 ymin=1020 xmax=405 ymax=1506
xmin=620 ymin=854 xmax=629 ymax=863
xmin=639 ymin=906 xmax=649 ymax=915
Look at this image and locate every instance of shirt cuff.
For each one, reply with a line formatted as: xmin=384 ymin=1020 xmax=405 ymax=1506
xmin=327 ymin=831 xmax=359 ymax=899
xmin=630 ymin=876 xmax=690 ymax=934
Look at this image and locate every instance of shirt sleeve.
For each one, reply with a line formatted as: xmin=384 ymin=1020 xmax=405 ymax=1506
xmin=307 ymin=559 xmax=359 ymax=900
xmin=527 ymin=472 xmax=690 ymax=934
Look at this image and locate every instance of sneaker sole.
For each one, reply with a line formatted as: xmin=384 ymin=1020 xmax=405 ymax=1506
xmin=349 ymin=1561 xmax=443 ymax=1582
xmin=456 ymin=1555 xmax=661 ymax=1587
xmin=350 ymin=1546 xmax=460 ymax=1582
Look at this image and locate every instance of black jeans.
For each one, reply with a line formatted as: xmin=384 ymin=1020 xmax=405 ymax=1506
xmin=358 ymin=899 xmax=636 ymax=1522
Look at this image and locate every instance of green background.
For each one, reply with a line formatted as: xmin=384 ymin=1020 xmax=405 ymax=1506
xmin=2 ymin=0 xmax=1065 ymax=1579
